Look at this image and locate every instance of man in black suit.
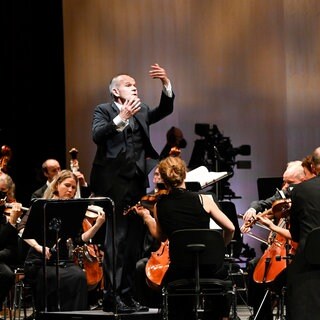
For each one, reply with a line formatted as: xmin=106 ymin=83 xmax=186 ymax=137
xmin=31 ymin=158 xmax=90 ymax=200
xmin=31 ymin=159 xmax=61 ymax=199
xmin=90 ymin=63 xmax=174 ymax=313
xmin=287 ymin=146 xmax=320 ymax=320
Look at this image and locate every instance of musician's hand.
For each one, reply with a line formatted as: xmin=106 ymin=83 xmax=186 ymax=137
xmin=256 ymin=215 xmax=274 ymax=230
xmin=243 ymin=208 xmax=256 ymax=221
xmin=8 ymin=202 xmax=23 ymax=226
xmin=73 ymin=171 xmax=87 ymax=187
xmin=240 ymin=222 xmax=252 ymax=234
xmin=95 ymin=210 xmax=106 ymax=226
xmin=33 ymin=244 xmax=52 ymax=260
xmin=134 ymin=206 xmax=151 ymax=220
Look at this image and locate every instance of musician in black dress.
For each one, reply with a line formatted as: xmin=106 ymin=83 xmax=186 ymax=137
xmin=135 ymin=156 xmax=235 ymax=320
xmin=20 ymin=170 xmax=105 ymax=312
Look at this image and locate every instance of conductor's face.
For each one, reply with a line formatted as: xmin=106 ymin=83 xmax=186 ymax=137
xmin=114 ymin=75 xmax=138 ymax=103
xmin=57 ymin=177 xmax=77 ymax=199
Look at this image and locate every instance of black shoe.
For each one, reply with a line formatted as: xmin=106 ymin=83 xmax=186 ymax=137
xmin=122 ymin=295 xmax=149 ymax=312
xmin=102 ymin=296 xmax=135 ymax=314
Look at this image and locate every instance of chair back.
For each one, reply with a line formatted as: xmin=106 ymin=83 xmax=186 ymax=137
xmin=305 ymin=226 xmax=320 ymax=265
xmin=169 ymin=229 xmax=225 ymax=273
xmin=218 ymin=201 xmax=243 ymax=258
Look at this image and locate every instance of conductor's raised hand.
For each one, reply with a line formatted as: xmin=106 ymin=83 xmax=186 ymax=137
xmin=149 ymin=63 xmax=170 ymax=87
xmin=119 ymin=96 xmax=141 ymax=121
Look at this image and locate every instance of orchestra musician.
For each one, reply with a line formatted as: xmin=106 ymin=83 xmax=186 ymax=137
xmin=241 ymin=160 xmax=312 ymax=320
xmin=134 ymin=165 xmax=164 ymax=308
xmin=19 ymin=170 xmax=105 ymax=313
xmin=159 ymin=126 xmax=187 ymax=160
xmin=31 ymin=158 xmax=91 ymax=201
xmin=134 ymin=156 xmax=235 ymax=320
xmin=0 ymin=172 xmax=23 ymax=312
xmin=285 ymin=146 xmax=320 ymax=320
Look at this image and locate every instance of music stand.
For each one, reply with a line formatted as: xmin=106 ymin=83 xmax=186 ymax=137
xmin=22 ymin=197 xmax=114 ymax=312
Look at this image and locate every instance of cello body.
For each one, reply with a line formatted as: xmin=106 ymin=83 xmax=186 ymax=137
xmin=253 ymin=218 xmax=297 ymax=284
xmin=145 ymin=240 xmax=170 ymax=290
xmin=74 ymin=217 xmax=104 ymax=290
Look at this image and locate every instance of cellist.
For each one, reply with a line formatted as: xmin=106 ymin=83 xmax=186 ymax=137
xmin=240 ymin=159 xmax=315 ymax=320
xmin=134 ymin=165 xmax=165 ymax=308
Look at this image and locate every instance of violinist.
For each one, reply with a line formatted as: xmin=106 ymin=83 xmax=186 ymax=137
xmin=240 ymin=160 xmax=308 ymax=320
xmin=134 ymin=156 xmax=235 ymax=320
xmin=0 ymin=172 xmax=23 ymax=312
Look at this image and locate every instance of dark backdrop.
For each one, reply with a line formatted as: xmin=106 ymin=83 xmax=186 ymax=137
xmin=1 ymin=0 xmax=66 ymax=206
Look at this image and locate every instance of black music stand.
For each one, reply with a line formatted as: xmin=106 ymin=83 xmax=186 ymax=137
xmin=22 ymin=197 xmax=114 ymax=312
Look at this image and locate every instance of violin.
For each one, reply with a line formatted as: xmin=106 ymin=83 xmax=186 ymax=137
xmin=123 ymin=189 xmax=168 ymax=215
xmin=244 ymin=199 xmax=291 ymax=230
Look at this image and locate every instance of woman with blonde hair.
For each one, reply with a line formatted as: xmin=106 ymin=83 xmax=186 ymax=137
xmin=21 ymin=170 xmax=105 ymax=312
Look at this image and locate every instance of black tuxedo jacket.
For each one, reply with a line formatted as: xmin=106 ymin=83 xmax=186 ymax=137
xmin=90 ymin=91 xmax=174 ymax=193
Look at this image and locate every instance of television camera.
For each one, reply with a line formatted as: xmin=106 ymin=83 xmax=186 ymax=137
xmin=188 ymin=123 xmax=251 ymax=200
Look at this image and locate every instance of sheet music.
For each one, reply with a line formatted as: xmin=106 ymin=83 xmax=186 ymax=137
xmin=185 ymin=166 xmax=229 ymax=189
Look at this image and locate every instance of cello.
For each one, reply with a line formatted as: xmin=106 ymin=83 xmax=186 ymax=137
xmin=253 ymin=200 xmax=297 ymax=284
xmin=73 ymin=205 xmax=105 ymax=290
xmin=68 ymin=148 xmax=104 ymax=290
xmin=145 ymin=240 xmax=170 ymax=290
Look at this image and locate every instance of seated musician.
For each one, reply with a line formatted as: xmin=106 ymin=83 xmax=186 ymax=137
xmin=0 ymin=172 xmax=23 ymax=312
xmin=240 ymin=160 xmax=311 ymax=320
xmin=135 ymin=156 xmax=235 ymax=320
xmin=19 ymin=170 xmax=105 ymax=313
xmin=134 ymin=165 xmax=165 ymax=308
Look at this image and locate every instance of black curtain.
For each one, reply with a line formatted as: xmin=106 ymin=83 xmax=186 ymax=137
xmin=1 ymin=0 xmax=66 ymax=206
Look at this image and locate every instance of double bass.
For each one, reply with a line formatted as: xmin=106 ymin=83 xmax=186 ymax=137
xmin=252 ymin=199 xmax=297 ymax=284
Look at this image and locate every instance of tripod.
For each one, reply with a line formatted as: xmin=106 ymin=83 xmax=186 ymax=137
xmin=227 ymin=241 xmax=252 ymax=320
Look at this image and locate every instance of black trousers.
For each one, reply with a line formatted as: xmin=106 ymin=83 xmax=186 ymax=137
xmin=0 ymin=262 xmax=15 ymax=307
xmin=103 ymin=173 xmax=147 ymax=301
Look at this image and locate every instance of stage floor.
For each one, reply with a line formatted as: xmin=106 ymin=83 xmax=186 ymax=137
xmin=40 ymin=308 xmax=162 ymax=320
xmin=38 ymin=305 xmax=254 ymax=320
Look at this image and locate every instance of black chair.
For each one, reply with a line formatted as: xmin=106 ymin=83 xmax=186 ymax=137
xmin=161 ymin=229 xmax=233 ymax=320
xmin=305 ymin=226 xmax=320 ymax=265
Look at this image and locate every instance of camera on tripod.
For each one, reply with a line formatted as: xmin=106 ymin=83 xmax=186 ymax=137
xmin=188 ymin=123 xmax=251 ymax=199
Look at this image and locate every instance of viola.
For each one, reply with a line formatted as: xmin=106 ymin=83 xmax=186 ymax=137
xmin=145 ymin=239 xmax=170 ymax=290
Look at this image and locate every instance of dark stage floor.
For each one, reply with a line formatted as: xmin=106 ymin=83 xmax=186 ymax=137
xmin=37 ymin=305 xmax=255 ymax=320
